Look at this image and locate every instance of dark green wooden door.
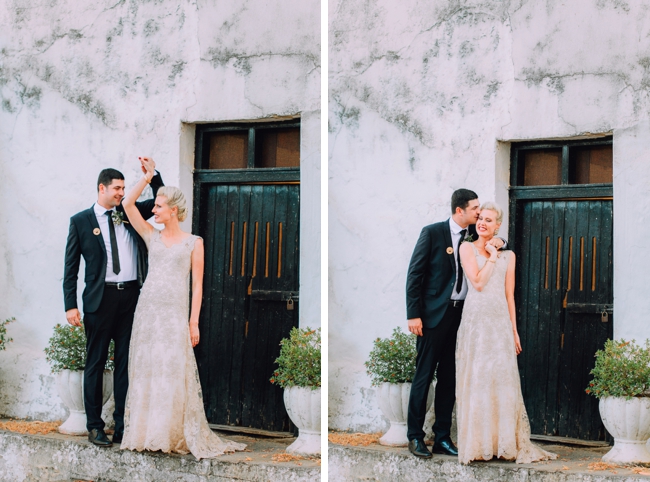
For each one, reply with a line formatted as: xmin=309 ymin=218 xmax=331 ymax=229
xmin=516 ymin=199 xmax=613 ymax=441
xmin=195 ymin=183 xmax=300 ymax=432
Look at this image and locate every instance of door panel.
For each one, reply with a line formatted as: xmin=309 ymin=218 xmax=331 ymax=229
xmin=196 ymin=183 xmax=300 ymax=432
xmin=516 ymin=199 xmax=613 ymax=441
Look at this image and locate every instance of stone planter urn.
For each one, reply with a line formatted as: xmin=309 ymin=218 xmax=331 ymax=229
xmin=56 ymin=369 xmax=113 ymax=435
xmin=377 ymin=382 xmax=434 ymax=446
xmin=599 ymin=396 xmax=650 ymax=463
xmin=283 ymin=386 xmax=320 ymax=455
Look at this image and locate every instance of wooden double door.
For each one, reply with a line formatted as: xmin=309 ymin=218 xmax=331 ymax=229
xmin=514 ymin=198 xmax=613 ymax=441
xmin=195 ymin=182 xmax=300 ymax=432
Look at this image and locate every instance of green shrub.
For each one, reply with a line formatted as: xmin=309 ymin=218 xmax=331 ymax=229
xmin=0 ymin=318 xmax=15 ymax=351
xmin=586 ymin=339 xmax=650 ymax=399
xmin=270 ymin=327 xmax=321 ymax=390
xmin=365 ymin=327 xmax=419 ymax=386
xmin=44 ymin=322 xmax=115 ymax=373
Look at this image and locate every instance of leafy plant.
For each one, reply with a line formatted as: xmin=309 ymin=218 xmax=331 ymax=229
xmin=44 ymin=322 xmax=115 ymax=374
xmin=0 ymin=318 xmax=15 ymax=351
xmin=586 ymin=339 xmax=650 ymax=399
xmin=365 ymin=327 xmax=420 ymax=386
xmin=270 ymin=327 xmax=321 ymax=390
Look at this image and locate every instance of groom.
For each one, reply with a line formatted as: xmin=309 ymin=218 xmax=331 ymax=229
xmin=405 ymin=189 xmax=505 ymax=458
xmin=63 ymin=160 xmax=163 ymax=447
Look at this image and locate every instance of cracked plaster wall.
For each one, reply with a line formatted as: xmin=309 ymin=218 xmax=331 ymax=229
xmin=0 ymin=0 xmax=320 ymax=420
xmin=329 ymin=0 xmax=650 ymax=431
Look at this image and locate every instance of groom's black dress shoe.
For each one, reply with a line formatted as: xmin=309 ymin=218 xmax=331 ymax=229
xmin=112 ymin=431 xmax=123 ymax=444
xmin=88 ymin=428 xmax=113 ymax=447
xmin=431 ymin=439 xmax=458 ymax=456
xmin=408 ymin=438 xmax=432 ymax=458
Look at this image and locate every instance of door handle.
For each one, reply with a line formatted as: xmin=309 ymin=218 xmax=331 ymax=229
xmin=250 ymin=290 xmax=299 ymax=301
xmin=565 ymin=303 xmax=612 ymax=314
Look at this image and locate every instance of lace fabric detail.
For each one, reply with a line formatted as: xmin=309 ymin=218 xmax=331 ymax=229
xmin=456 ymin=244 xmax=557 ymax=465
xmin=121 ymin=229 xmax=246 ymax=459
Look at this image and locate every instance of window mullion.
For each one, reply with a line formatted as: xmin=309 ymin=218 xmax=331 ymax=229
xmin=247 ymin=128 xmax=256 ymax=169
xmin=561 ymin=145 xmax=569 ymax=185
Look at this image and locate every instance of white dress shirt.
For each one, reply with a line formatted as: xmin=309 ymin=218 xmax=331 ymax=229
xmin=449 ymin=217 xmax=469 ymax=301
xmin=93 ymin=203 xmax=138 ymax=282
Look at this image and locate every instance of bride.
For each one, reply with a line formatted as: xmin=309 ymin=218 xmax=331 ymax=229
xmin=456 ymin=201 xmax=556 ymax=464
xmin=120 ymin=156 xmax=246 ymax=459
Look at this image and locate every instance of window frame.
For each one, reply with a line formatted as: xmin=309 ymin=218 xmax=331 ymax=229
xmin=510 ymin=136 xmax=613 ymax=192
xmin=195 ymin=119 xmax=301 ymax=173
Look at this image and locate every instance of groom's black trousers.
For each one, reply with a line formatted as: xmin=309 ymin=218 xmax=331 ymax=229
xmin=407 ymin=303 xmax=463 ymax=443
xmin=83 ymin=284 xmax=139 ymax=434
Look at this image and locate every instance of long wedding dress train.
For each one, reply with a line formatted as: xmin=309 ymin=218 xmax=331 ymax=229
xmin=121 ymin=229 xmax=246 ymax=459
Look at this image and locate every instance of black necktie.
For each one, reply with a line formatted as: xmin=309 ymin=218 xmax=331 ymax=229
xmin=456 ymin=229 xmax=466 ymax=293
xmin=105 ymin=211 xmax=121 ymax=275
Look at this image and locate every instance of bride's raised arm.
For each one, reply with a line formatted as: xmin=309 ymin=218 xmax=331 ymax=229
xmin=459 ymin=241 xmax=497 ymax=292
xmin=122 ymin=157 xmax=156 ymax=245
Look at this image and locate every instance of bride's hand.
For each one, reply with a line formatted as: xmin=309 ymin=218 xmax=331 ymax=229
xmin=190 ymin=322 xmax=200 ymax=347
xmin=514 ymin=332 xmax=522 ymax=355
xmin=485 ymin=243 xmax=498 ymax=256
xmin=138 ymin=156 xmax=155 ymax=176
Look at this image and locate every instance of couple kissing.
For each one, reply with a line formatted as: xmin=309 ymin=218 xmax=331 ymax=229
xmin=405 ymin=188 xmax=557 ymax=464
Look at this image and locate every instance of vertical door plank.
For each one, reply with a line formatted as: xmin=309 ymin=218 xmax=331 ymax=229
xmin=253 ymin=185 xmax=278 ymax=429
xmin=215 ymin=185 xmax=242 ymax=424
xmin=544 ymin=201 xmax=566 ymax=435
xmin=206 ymin=185 xmax=231 ymax=423
xmin=240 ymin=185 xmax=265 ymax=428
xmin=227 ymin=185 xmax=252 ymax=426
xmin=263 ymin=185 xmax=289 ymax=430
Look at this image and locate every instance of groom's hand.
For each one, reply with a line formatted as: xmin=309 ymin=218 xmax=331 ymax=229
xmin=66 ymin=308 xmax=82 ymax=327
xmin=139 ymin=156 xmax=155 ymax=174
xmin=408 ymin=318 xmax=423 ymax=337
xmin=488 ymin=237 xmax=504 ymax=250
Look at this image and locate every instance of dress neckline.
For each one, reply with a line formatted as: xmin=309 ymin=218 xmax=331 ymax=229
xmin=471 ymin=241 xmax=501 ymax=261
xmin=155 ymin=230 xmax=193 ymax=249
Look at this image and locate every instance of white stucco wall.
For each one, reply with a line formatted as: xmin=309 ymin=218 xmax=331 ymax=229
xmin=0 ymin=0 xmax=320 ymax=420
xmin=329 ymin=0 xmax=650 ymax=431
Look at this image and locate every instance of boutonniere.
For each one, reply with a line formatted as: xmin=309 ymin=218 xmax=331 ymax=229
xmin=462 ymin=233 xmax=474 ymax=244
xmin=111 ymin=211 xmax=129 ymax=226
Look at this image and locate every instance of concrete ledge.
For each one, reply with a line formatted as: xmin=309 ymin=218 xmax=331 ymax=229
xmin=329 ymin=443 xmax=650 ymax=482
xmin=0 ymin=430 xmax=320 ymax=482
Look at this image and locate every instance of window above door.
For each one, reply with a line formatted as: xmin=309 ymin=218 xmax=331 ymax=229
xmin=511 ymin=137 xmax=612 ymax=187
xmin=196 ymin=120 xmax=301 ymax=171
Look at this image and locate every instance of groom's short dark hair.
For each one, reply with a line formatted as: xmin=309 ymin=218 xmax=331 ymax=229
xmin=451 ymin=189 xmax=478 ymax=214
xmin=97 ymin=168 xmax=125 ymax=191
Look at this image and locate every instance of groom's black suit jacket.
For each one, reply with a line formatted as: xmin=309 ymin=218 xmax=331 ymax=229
xmin=406 ymin=220 xmax=479 ymax=329
xmin=63 ymin=173 xmax=164 ymax=314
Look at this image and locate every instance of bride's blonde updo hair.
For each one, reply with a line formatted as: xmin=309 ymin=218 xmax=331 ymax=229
xmin=479 ymin=201 xmax=503 ymax=224
xmin=157 ymin=186 xmax=188 ymax=222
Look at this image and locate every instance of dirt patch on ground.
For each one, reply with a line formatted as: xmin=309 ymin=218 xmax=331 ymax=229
xmin=329 ymin=431 xmax=381 ymax=446
xmin=0 ymin=419 xmax=61 ymax=435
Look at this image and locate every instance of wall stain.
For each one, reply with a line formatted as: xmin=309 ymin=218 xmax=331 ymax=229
xmin=595 ymin=0 xmax=630 ymax=12
xmin=143 ymin=19 xmax=159 ymax=37
xmin=204 ymin=47 xmax=319 ymax=75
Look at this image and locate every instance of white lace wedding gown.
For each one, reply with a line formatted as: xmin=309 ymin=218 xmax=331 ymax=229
xmin=121 ymin=229 xmax=246 ymax=459
xmin=456 ymin=244 xmax=556 ymax=464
